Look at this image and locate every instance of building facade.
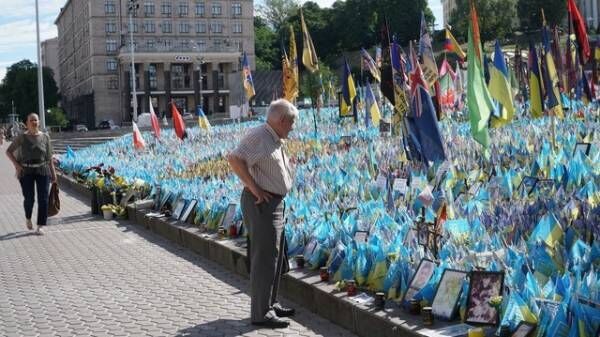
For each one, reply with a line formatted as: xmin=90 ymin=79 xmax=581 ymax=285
xmin=41 ymin=37 xmax=60 ymax=86
xmin=578 ymin=0 xmax=600 ymax=30
xmin=440 ymin=0 xmax=457 ymax=28
xmin=55 ymin=0 xmax=254 ymax=127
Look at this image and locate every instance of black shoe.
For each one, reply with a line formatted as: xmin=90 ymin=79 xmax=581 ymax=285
xmin=273 ymin=303 xmax=295 ymax=317
xmin=251 ymin=316 xmax=289 ymax=329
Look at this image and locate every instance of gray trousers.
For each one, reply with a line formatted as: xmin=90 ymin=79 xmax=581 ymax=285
xmin=241 ymin=189 xmax=286 ymax=322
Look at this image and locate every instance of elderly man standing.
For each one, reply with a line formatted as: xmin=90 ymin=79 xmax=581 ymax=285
xmin=227 ymin=99 xmax=298 ymax=328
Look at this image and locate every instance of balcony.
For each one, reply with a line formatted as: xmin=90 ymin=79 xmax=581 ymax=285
xmin=120 ymin=44 xmax=240 ymax=54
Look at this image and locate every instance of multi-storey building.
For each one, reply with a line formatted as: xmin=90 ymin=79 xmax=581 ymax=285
xmin=41 ymin=37 xmax=60 ymax=86
xmin=578 ymin=0 xmax=600 ymax=30
xmin=55 ymin=0 xmax=254 ymax=127
xmin=440 ymin=0 xmax=457 ymax=28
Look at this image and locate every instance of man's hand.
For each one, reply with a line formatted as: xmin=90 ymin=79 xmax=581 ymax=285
xmin=251 ymin=186 xmax=272 ymax=205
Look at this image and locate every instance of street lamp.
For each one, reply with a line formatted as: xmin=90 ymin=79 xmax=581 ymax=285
xmin=128 ymin=0 xmax=139 ymax=122
xmin=35 ymin=0 xmax=46 ymax=130
xmin=196 ymin=57 xmax=205 ymax=113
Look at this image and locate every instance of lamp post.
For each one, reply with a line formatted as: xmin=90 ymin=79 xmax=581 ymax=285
xmin=128 ymin=0 xmax=139 ymax=122
xmin=35 ymin=0 xmax=46 ymax=130
xmin=196 ymin=57 xmax=205 ymax=113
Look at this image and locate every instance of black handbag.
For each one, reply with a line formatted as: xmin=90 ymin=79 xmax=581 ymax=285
xmin=48 ymin=182 xmax=60 ymax=217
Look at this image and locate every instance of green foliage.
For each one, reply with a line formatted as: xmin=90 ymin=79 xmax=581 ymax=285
xmin=299 ymin=65 xmax=333 ymax=106
xmin=254 ymin=17 xmax=280 ymax=71
xmin=517 ymin=0 xmax=567 ymax=32
xmin=449 ymin=0 xmax=517 ymax=46
xmin=0 ymin=59 xmax=59 ymax=122
xmin=47 ymin=107 xmax=68 ymax=128
xmin=256 ymin=0 xmax=300 ymax=31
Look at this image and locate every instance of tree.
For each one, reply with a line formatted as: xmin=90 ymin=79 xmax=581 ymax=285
xmin=448 ymin=0 xmax=517 ymax=47
xmin=254 ymin=17 xmax=280 ymax=71
xmin=47 ymin=107 xmax=68 ymax=128
xmin=0 ymin=60 xmax=59 ymax=122
xmin=257 ymin=0 xmax=300 ymax=31
xmin=517 ymin=0 xmax=566 ymax=32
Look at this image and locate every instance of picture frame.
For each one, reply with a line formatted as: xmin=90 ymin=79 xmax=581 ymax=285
xmin=220 ymin=203 xmax=237 ymax=229
xmin=432 ymin=269 xmax=467 ymax=320
xmin=180 ymin=199 xmax=197 ymax=222
xmin=574 ymin=142 xmax=591 ymax=156
xmin=465 ymin=271 xmax=505 ymax=326
xmin=511 ymin=321 xmax=536 ymax=337
xmin=354 ymin=230 xmax=369 ymax=243
xmin=171 ymin=199 xmax=186 ymax=220
xmin=402 ymin=258 xmax=437 ymax=303
xmin=158 ymin=191 xmax=172 ymax=212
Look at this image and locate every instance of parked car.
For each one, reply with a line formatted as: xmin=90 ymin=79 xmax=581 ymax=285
xmin=97 ymin=120 xmax=120 ymax=130
xmin=75 ymin=124 xmax=88 ymax=132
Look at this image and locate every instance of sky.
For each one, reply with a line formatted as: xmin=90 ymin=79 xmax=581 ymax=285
xmin=0 ymin=0 xmax=443 ymax=82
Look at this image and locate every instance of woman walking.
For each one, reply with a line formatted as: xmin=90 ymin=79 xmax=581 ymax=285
xmin=5 ymin=113 xmax=57 ymax=234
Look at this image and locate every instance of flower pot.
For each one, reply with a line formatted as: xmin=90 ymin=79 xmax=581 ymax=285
xmin=103 ymin=209 xmax=113 ymax=220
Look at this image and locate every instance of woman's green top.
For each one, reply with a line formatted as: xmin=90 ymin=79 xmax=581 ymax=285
xmin=7 ymin=132 xmax=53 ymax=176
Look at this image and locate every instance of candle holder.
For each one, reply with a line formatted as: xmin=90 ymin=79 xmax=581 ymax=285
xmin=346 ymin=280 xmax=357 ymax=296
xmin=319 ymin=267 xmax=329 ymax=282
xmin=295 ymin=255 xmax=305 ymax=269
xmin=409 ymin=299 xmax=421 ymax=315
xmin=421 ymin=306 xmax=434 ymax=326
xmin=374 ymin=292 xmax=385 ymax=309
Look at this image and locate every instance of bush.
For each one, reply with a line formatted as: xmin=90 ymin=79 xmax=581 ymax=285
xmin=47 ymin=107 xmax=68 ymax=128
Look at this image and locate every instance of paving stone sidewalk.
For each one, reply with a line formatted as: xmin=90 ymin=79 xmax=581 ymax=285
xmin=0 ymin=142 xmax=357 ymax=337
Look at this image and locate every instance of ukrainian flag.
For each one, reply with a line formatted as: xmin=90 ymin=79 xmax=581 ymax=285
xmin=241 ymin=52 xmax=255 ymax=101
xmin=529 ymin=213 xmax=563 ymax=249
xmin=542 ymin=26 xmax=564 ymax=118
xmin=364 ymin=83 xmax=381 ymax=126
xmin=196 ymin=105 xmax=211 ymax=131
xmin=488 ymin=40 xmax=514 ymax=127
xmin=529 ymin=42 xmax=544 ymax=118
xmin=340 ymin=58 xmax=356 ymax=118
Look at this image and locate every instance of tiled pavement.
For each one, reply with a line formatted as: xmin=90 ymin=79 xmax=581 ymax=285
xmin=0 ymin=142 xmax=357 ymax=337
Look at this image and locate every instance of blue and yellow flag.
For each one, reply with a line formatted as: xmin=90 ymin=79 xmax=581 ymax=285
xmin=242 ymin=51 xmax=255 ymax=101
xmin=542 ymin=25 xmax=564 ymax=118
xmin=364 ymin=83 xmax=381 ymax=126
xmin=488 ymin=40 xmax=515 ymax=127
xmin=340 ymin=59 xmax=356 ymax=118
xmin=360 ymin=48 xmax=381 ymax=82
xmin=196 ymin=105 xmax=211 ymax=131
xmin=529 ymin=42 xmax=544 ymax=118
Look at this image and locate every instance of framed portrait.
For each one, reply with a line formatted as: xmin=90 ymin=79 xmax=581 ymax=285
xmin=158 ymin=191 xmax=172 ymax=211
xmin=574 ymin=142 xmax=591 ymax=156
xmin=432 ymin=269 xmax=467 ymax=320
xmin=511 ymin=322 xmax=536 ymax=337
xmin=354 ymin=230 xmax=369 ymax=243
xmin=465 ymin=271 xmax=505 ymax=326
xmin=171 ymin=199 xmax=186 ymax=220
xmin=180 ymin=199 xmax=197 ymax=222
xmin=402 ymin=258 xmax=437 ymax=303
xmin=153 ymin=185 xmax=162 ymax=211
xmin=517 ymin=176 xmax=537 ymax=196
xmin=219 ymin=203 xmax=237 ymax=229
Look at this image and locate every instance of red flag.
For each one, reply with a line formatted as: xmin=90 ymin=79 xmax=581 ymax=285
xmin=132 ymin=122 xmax=145 ymax=149
xmin=567 ymin=0 xmax=591 ymax=64
xmin=149 ymin=97 xmax=160 ymax=138
xmin=170 ymin=101 xmax=186 ymax=140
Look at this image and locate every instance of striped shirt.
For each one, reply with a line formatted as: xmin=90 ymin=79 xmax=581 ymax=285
xmin=231 ymin=123 xmax=292 ymax=196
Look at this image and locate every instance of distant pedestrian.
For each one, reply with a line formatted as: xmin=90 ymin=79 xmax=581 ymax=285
xmin=5 ymin=113 xmax=57 ymax=234
xmin=227 ymin=99 xmax=297 ymax=328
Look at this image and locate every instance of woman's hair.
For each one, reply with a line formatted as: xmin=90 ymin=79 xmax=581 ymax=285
xmin=25 ymin=113 xmax=39 ymax=123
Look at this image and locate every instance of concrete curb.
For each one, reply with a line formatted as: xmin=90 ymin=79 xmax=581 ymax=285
xmin=57 ymin=173 xmax=477 ymax=337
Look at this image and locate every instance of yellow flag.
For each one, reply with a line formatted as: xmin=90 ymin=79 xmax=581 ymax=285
xmin=300 ymin=9 xmax=319 ymax=73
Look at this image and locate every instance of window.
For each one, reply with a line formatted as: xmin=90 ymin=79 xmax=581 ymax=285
xmin=128 ymin=22 xmax=139 ymax=33
xmin=146 ymin=39 xmax=155 ymax=50
xmin=196 ymin=39 xmax=206 ymax=50
xmin=178 ymin=2 xmax=188 ymax=16
xmin=105 ymin=21 xmax=117 ymax=33
xmin=144 ymin=2 xmax=155 ymax=16
xmin=195 ymin=22 xmax=206 ymax=33
xmin=210 ymin=22 xmax=222 ymax=33
xmin=106 ymin=39 xmax=117 ymax=52
xmin=179 ymin=22 xmax=190 ymax=33
xmin=172 ymin=64 xmax=184 ymax=89
xmin=144 ymin=20 xmax=155 ymax=33
xmin=161 ymin=2 xmax=172 ymax=16
xmin=106 ymin=59 xmax=118 ymax=72
xmin=232 ymin=22 xmax=242 ymax=34
xmin=195 ymin=2 xmax=205 ymax=16
xmin=105 ymin=1 xmax=116 ymax=14
xmin=213 ymin=39 xmax=222 ymax=48
xmin=161 ymin=39 xmax=172 ymax=50
xmin=162 ymin=21 xmax=172 ymax=33
xmin=180 ymin=40 xmax=190 ymax=49
xmin=211 ymin=3 xmax=221 ymax=15
xmin=148 ymin=64 xmax=158 ymax=89
xmin=107 ymin=77 xmax=119 ymax=89
xmin=231 ymin=3 xmax=241 ymax=16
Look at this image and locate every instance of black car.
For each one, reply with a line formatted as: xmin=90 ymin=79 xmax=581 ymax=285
xmin=97 ymin=120 xmax=119 ymax=130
